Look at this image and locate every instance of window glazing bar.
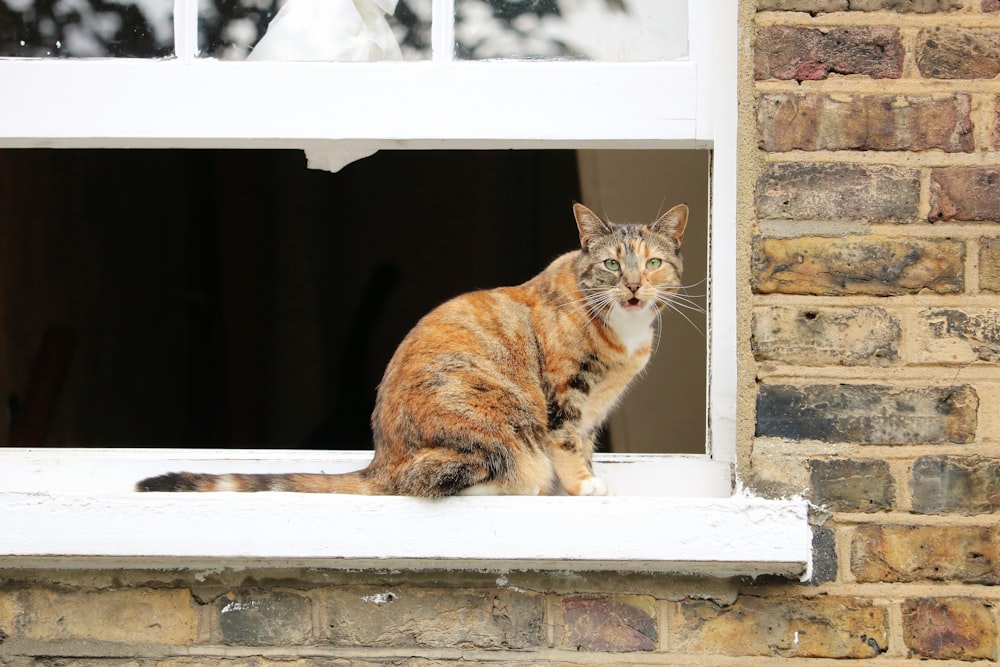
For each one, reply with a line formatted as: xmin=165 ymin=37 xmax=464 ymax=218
xmin=431 ymin=0 xmax=456 ymax=62
xmin=174 ymin=0 xmax=200 ymax=60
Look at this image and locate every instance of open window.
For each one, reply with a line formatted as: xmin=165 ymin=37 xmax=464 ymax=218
xmin=0 ymin=0 xmax=811 ymax=577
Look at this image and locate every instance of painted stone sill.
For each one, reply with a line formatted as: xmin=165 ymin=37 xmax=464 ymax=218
xmin=0 ymin=449 xmax=812 ymax=579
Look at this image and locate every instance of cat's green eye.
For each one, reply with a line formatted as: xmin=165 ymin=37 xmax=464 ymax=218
xmin=604 ymin=259 xmax=621 ymax=271
xmin=646 ymin=258 xmax=663 ymax=270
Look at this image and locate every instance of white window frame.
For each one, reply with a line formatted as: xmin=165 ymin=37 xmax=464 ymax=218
xmin=0 ymin=0 xmax=812 ymax=578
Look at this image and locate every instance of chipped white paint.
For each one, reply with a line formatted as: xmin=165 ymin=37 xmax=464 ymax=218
xmin=361 ymin=593 xmax=398 ymax=605
xmin=220 ymin=600 xmax=261 ymax=614
xmin=195 ymin=567 xmax=226 ymax=582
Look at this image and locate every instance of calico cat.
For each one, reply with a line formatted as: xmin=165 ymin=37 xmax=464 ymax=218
xmin=137 ymin=202 xmax=688 ymax=497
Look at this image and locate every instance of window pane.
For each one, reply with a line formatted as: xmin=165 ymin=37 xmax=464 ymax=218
xmin=0 ymin=0 xmax=173 ymax=57
xmin=578 ymin=150 xmax=707 ymax=455
xmin=198 ymin=0 xmax=279 ymax=60
xmin=455 ymin=0 xmax=688 ymax=61
xmin=200 ymin=0 xmax=429 ymax=61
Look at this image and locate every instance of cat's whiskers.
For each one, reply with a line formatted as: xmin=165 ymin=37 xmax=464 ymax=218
xmin=667 ymin=278 xmax=707 ymax=323
xmin=651 ymin=306 xmax=665 ymax=354
xmin=680 ymin=276 xmax=708 ymax=290
xmin=559 ymin=289 xmax=616 ymax=324
xmin=654 ymin=291 xmax=706 ymax=335
xmin=582 ymin=292 xmax=617 ymax=325
xmin=664 ymin=294 xmax=706 ymax=313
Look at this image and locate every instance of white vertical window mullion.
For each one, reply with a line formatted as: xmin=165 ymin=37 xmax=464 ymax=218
xmin=173 ymin=0 xmax=200 ymax=60
xmin=431 ymin=0 xmax=456 ymax=62
xmin=706 ymin=0 xmax=737 ymax=465
xmin=689 ymin=0 xmax=713 ymax=142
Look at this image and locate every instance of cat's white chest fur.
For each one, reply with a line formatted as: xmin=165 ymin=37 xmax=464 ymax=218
xmin=607 ymin=306 xmax=656 ymax=355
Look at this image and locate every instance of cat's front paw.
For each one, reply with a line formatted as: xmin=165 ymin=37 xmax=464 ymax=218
xmin=576 ymin=476 xmax=613 ymax=496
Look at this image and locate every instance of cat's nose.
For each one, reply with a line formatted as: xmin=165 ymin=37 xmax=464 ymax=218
xmin=626 ymin=282 xmax=641 ymax=294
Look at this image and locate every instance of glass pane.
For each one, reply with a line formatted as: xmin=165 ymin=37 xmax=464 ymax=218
xmin=200 ymin=0 xmax=430 ymax=61
xmin=455 ymin=0 xmax=688 ymax=61
xmin=0 ymin=0 xmax=173 ymax=57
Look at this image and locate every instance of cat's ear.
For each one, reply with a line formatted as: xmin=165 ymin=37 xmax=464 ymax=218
xmin=573 ymin=203 xmax=612 ymax=251
xmin=650 ymin=203 xmax=688 ymax=248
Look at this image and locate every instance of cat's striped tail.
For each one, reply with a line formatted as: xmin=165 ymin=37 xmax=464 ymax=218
xmin=135 ymin=471 xmax=374 ymax=494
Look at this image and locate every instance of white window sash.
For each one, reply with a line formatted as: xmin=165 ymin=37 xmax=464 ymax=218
xmin=431 ymin=0 xmax=456 ymax=61
xmin=0 ymin=60 xmax=702 ymax=147
xmin=1 ymin=0 xmax=715 ymax=146
xmin=0 ymin=1 xmax=807 ymax=577
xmin=173 ymin=0 xmax=198 ymax=61
xmin=0 ymin=1 xmax=734 ymax=463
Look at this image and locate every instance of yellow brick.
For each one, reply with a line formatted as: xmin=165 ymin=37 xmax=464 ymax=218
xmin=0 ymin=587 xmax=198 ymax=645
xmin=667 ymin=596 xmax=888 ymax=658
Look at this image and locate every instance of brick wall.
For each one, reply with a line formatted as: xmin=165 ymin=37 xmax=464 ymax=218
xmin=3 ymin=1 xmax=1000 ymax=665
xmin=747 ymin=0 xmax=1000 ymax=662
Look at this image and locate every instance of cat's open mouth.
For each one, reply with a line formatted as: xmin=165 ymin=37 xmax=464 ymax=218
xmin=623 ymin=297 xmax=643 ymax=310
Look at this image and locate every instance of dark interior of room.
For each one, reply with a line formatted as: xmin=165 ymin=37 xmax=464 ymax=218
xmin=1 ymin=148 xmax=585 ymax=449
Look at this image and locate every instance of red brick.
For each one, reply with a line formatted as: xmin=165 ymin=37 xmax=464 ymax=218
xmin=758 ymin=93 xmax=973 ymax=153
xmin=556 ymin=595 xmax=657 ymax=652
xmin=929 ymin=167 xmax=1000 ymax=221
xmin=904 ymin=598 xmax=997 ymax=661
xmin=917 ymin=28 xmax=1000 ymax=79
xmin=755 ymin=25 xmax=903 ymax=81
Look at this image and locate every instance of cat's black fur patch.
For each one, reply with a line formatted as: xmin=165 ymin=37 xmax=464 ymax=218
xmin=560 ymin=439 xmax=578 ymax=452
xmin=546 ymin=400 xmax=581 ymax=431
xmin=567 ymin=374 xmax=591 ymax=394
xmin=136 ymin=472 xmax=206 ymax=492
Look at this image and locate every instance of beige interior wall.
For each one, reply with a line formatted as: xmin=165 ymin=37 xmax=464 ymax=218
xmin=576 ymin=150 xmax=709 ymax=454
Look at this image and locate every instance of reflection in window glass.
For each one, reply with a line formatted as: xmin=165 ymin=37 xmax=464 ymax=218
xmin=455 ymin=0 xmax=688 ymax=61
xmin=200 ymin=0 xmax=429 ymax=61
xmin=199 ymin=0 xmax=277 ymax=60
xmin=0 ymin=0 xmax=173 ymax=57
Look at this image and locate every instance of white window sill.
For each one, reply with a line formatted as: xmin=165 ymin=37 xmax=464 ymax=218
xmin=0 ymin=449 xmax=812 ymax=579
